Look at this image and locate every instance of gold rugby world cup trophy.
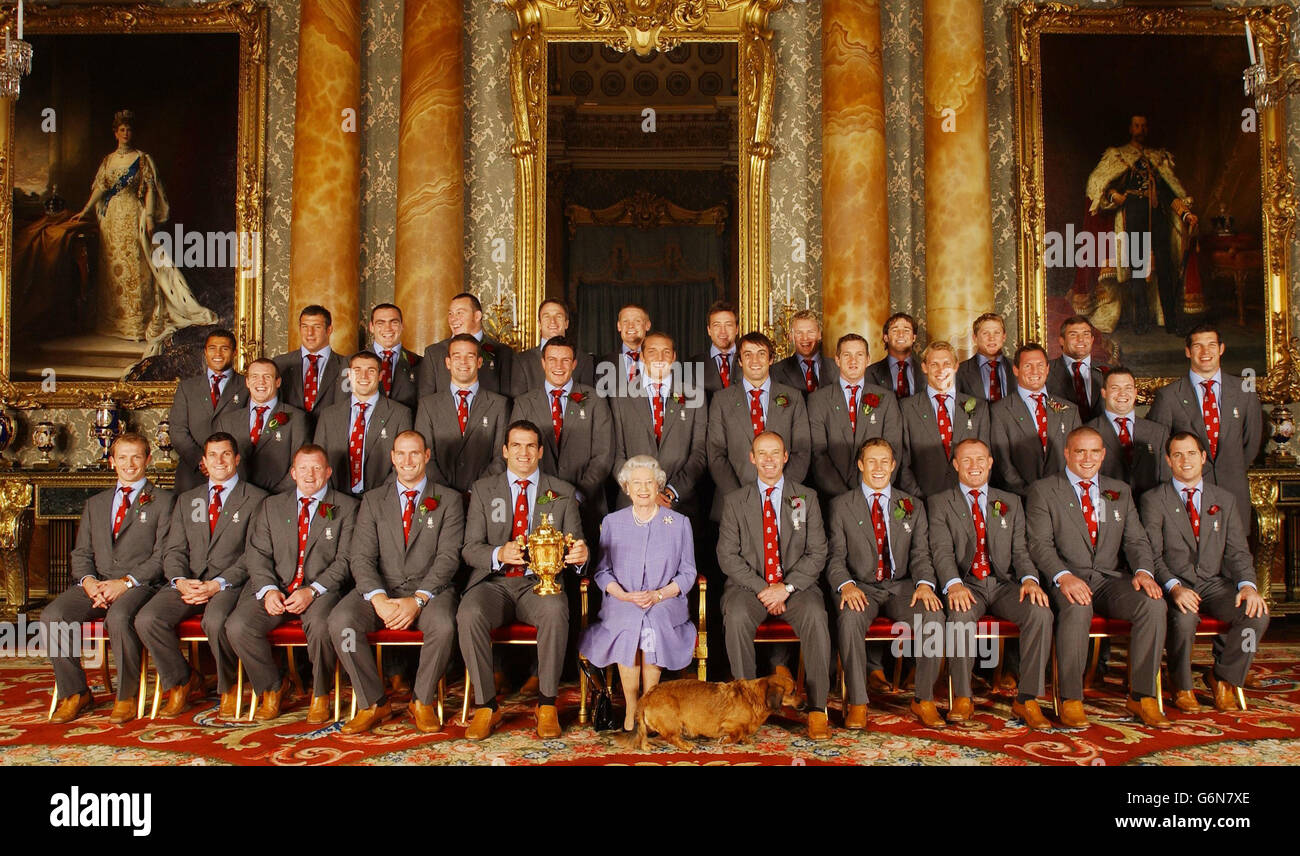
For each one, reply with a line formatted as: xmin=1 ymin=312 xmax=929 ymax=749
xmin=517 ymin=513 xmax=574 ymax=596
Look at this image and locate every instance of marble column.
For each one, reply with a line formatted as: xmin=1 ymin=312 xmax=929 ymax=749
xmin=822 ymin=0 xmax=890 ymax=362
xmin=923 ymin=0 xmax=994 ymax=356
xmin=289 ymin=0 xmax=362 ymax=353
xmin=394 ymin=0 xmax=464 ymax=351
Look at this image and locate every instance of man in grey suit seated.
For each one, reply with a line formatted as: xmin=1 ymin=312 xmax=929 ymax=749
xmin=1026 ymin=426 xmax=1170 ymax=728
xmin=413 ymin=333 xmax=508 ymax=495
xmin=1141 ymin=431 xmax=1268 ymax=713
xmin=44 ymin=433 xmax=174 ymax=724
xmin=459 ymin=420 xmax=589 ymax=740
xmin=328 ymin=431 xmax=463 ymax=734
xmin=227 ymin=443 xmax=357 ymax=724
xmin=828 ymin=437 xmax=946 ymax=728
xmin=928 ymin=438 xmax=1053 ymax=729
xmin=717 ymin=431 xmax=832 ymax=739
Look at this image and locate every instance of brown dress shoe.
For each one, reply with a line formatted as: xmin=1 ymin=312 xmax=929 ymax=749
xmin=1125 ymin=696 xmax=1172 ymax=728
xmin=493 ymin=670 xmax=511 ymax=696
xmin=536 ymin=704 xmax=562 ymax=739
xmin=305 ymin=695 xmax=332 ymax=725
xmin=340 ymin=701 xmax=393 ymax=735
xmin=108 ymin=699 xmax=136 ymax=725
xmin=1214 ymin=679 xmax=1242 ymax=712
xmin=867 ymin=670 xmax=893 ymax=694
xmin=388 ymin=673 xmax=412 ymax=696
xmin=844 ymin=703 xmax=869 ymax=730
xmin=254 ymin=688 xmax=283 ymax=722
xmin=50 ymin=691 xmax=95 ymax=724
xmin=409 ymin=700 xmax=442 ymax=733
xmin=807 ymin=710 xmax=831 ymax=740
xmin=519 ymin=676 xmax=541 ymax=697
xmin=1173 ymin=690 xmax=1206 ymax=714
xmin=159 ymin=673 xmax=202 ymax=717
xmin=1011 ymin=699 xmax=1051 ymax=730
xmin=948 ymin=697 xmax=974 ymax=722
xmin=994 ymin=673 xmax=1018 ymax=693
xmin=465 ymin=706 xmax=504 ymax=740
xmin=218 ymin=690 xmax=239 ymax=720
xmin=910 ymin=699 xmax=946 ymax=728
xmin=1059 ymin=699 xmax=1088 ymax=728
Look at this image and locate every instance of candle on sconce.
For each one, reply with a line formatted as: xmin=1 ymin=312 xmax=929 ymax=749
xmin=16 ymin=0 xmax=21 ymax=42
xmin=1246 ymin=21 xmax=1256 ymax=66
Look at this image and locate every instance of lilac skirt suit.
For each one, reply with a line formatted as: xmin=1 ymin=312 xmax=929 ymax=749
xmin=579 ymin=506 xmax=698 ymax=670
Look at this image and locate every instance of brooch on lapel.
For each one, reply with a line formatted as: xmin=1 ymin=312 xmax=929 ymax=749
xmin=482 ymin=343 xmax=497 ymax=368
xmin=991 ymin=499 xmax=1009 ymax=529
xmin=232 ymin=394 xmax=240 ymax=406
xmin=1208 ymin=504 xmax=1221 ymax=532
xmin=325 ymin=527 xmax=334 ymax=541
xmin=137 ymin=493 xmax=153 ymax=522
xmin=892 ymin=498 xmax=914 ymax=533
xmin=1232 ymin=407 xmax=1239 ymax=419
xmin=1112 ymin=509 xmax=1121 ymax=523
xmin=662 ymin=516 xmax=672 ymax=525
xmin=788 ymin=495 xmax=807 ymax=531
xmin=482 ymin=416 xmax=489 ymax=428
xmin=380 ymin=426 xmax=388 ymax=439
xmin=232 ymin=511 xmax=240 ymax=524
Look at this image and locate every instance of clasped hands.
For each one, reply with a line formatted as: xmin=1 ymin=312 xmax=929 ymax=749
xmin=175 ymin=578 xmax=222 ymax=605
xmin=81 ymin=577 xmax=130 ymax=609
xmin=371 ymin=593 xmax=422 ymax=631
xmin=263 ymin=588 xmax=316 ymax=616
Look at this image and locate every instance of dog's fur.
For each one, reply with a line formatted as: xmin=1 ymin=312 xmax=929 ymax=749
xmin=618 ymin=674 xmax=795 ymax=751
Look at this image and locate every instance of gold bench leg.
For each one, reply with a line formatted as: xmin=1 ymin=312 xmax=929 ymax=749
xmin=579 ymin=656 xmax=589 ymax=726
xmin=334 ymin=663 xmax=342 ymax=723
xmin=437 ymin=677 xmax=446 ymax=725
xmin=48 ymin=688 xmax=58 ymax=721
xmin=150 ymin=673 xmax=163 ymax=720
xmin=461 ymin=670 xmax=473 ymax=726
xmin=235 ymin=660 xmax=245 ymax=721
xmin=136 ymin=648 xmax=149 ymax=721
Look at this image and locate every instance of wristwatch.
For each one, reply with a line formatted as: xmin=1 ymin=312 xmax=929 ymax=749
xmin=784 ymin=583 xmax=794 ymax=594
xmin=413 ymin=595 xmax=428 ymax=609
xmin=122 ymin=578 xmax=136 ymax=590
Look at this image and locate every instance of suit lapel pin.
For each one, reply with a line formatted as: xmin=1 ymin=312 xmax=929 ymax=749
xmin=1112 ymin=509 xmax=1120 ymax=522
xmin=275 ymin=431 xmax=282 ymax=442
xmin=870 ymin=412 xmax=877 ymax=424
xmin=427 ymin=516 xmax=434 ymax=528
xmin=1232 ymin=407 xmax=1239 ymax=419
xmin=232 ymin=394 xmax=239 ymax=406
xmin=680 ymin=409 xmax=686 ymax=421
xmin=1145 ymin=443 xmax=1152 ymax=453
xmin=325 ymin=527 xmax=333 ymax=540
xmin=139 ymin=512 xmax=147 ymax=522
xmin=1000 ymin=517 xmax=1007 ymax=529
xmin=902 ymin=521 xmax=912 ymax=533
xmin=966 ymin=417 xmax=973 ymax=430
xmin=579 ymin=409 xmax=586 ymax=420
xmin=380 ymin=427 xmax=388 ymax=439
xmin=232 ymin=511 xmax=239 ymax=524
xmin=1213 ymin=519 xmax=1220 ymax=532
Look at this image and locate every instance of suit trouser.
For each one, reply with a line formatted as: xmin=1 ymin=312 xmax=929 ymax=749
xmin=1166 ymin=575 xmax=1269 ymax=691
xmin=1050 ymin=573 xmax=1167 ymax=700
xmin=459 ymin=575 xmax=568 ymax=706
xmin=227 ymin=586 xmax=342 ymax=696
xmin=837 ymin=579 xmax=943 ymax=704
xmin=722 ymin=583 xmax=831 ymax=708
xmin=135 ymin=585 xmax=243 ymax=693
xmin=328 ymin=589 xmax=458 ymax=710
xmin=43 ymin=583 xmax=156 ymax=700
xmin=946 ymin=578 xmax=1052 ymax=699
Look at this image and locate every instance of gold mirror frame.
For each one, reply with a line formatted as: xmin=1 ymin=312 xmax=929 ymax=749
xmin=1011 ymin=2 xmax=1294 ymax=401
xmin=504 ymin=0 xmax=782 ymax=348
xmin=0 ymin=1 xmax=267 ymax=409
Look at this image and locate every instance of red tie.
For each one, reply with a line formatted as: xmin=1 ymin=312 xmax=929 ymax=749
xmin=969 ymin=489 xmax=989 ymax=580
xmin=627 ymin=352 xmax=640 ymax=385
xmin=652 ymin=384 xmax=665 ymax=443
xmin=1201 ymin=380 xmax=1220 ymax=459
xmin=506 ymin=479 xmax=530 ymax=576
xmin=251 ymin=405 xmax=268 ymax=444
xmin=1115 ymin=416 xmax=1134 ymax=467
xmin=896 ymin=361 xmax=909 ymax=397
xmin=290 ymin=497 xmax=311 ymax=592
xmin=380 ymin=349 xmax=395 ymax=394
xmin=935 ymin=393 xmax=953 ymax=458
xmin=550 ymin=389 xmax=565 ymax=443
xmin=402 ymin=489 xmax=418 ymax=545
xmin=847 ymin=385 xmax=859 ymax=432
xmin=803 ymin=359 xmax=819 ymax=393
xmin=210 ymin=372 xmax=224 ymax=409
xmin=1078 ymin=480 xmax=1097 ymax=547
xmin=456 ymin=389 xmax=470 ymax=434
xmin=718 ymin=354 xmax=732 ymax=389
xmin=748 ymin=389 xmax=765 ymax=437
xmin=349 ymin=402 xmax=368 ymax=489
xmin=762 ymin=486 xmax=782 ymax=584
xmin=1032 ymin=393 xmax=1049 ymax=452
xmin=987 ymin=358 xmax=1003 ymax=402
xmin=1184 ymin=486 xmax=1200 ymax=540
xmin=303 ymin=354 xmax=321 ymax=412
xmin=1072 ymin=361 xmax=1091 ymax=421
xmin=208 ymin=484 xmax=225 ymax=535
xmin=870 ymin=492 xmax=890 ymax=581
xmin=111 ymin=485 xmax=133 ymax=540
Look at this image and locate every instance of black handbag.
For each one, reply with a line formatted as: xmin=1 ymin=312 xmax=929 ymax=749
xmin=578 ymin=658 xmax=618 ymax=732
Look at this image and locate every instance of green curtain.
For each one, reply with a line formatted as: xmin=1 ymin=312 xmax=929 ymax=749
xmin=576 ymin=279 xmax=714 ymax=358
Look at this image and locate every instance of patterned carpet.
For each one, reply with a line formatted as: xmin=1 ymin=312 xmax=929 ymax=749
xmin=2 ymin=642 xmax=1298 ymax=766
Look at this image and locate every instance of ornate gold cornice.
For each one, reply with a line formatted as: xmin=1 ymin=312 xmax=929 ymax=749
xmin=566 ymin=190 xmax=727 ymax=235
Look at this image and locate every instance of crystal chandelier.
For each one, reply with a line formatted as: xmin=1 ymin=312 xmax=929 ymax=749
xmin=1243 ymin=20 xmax=1297 ymax=111
xmin=0 ymin=0 xmax=32 ymax=101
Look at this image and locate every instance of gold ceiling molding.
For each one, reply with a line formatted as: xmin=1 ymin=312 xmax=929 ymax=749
xmin=505 ymin=0 xmax=782 ymax=347
xmin=565 ymin=190 xmax=727 ymax=235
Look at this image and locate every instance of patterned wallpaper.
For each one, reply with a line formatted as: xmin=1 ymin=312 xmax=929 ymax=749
xmin=263 ymin=0 xmax=301 ymax=357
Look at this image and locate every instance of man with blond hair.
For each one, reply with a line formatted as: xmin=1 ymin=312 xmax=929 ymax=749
xmin=772 ymin=309 xmax=838 ymax=396
xmin=899 ymin=341 xmax=989 ymax=498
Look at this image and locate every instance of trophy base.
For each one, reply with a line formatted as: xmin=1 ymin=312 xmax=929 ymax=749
xmin=151 ymin=458 xmax=177 ymax=471
xmin=532 ymin=576 xmax=564 ymax=597
xmin=1267 ymin=452 xmax=1297 ymax=468
xmin=29 ymin=459 xmax=61 ymax=471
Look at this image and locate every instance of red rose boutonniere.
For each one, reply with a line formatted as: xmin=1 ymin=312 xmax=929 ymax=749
xmin=482 ymin=343 xmax=497 ymax=366
xmin=537 ymin=489 xmax=563 ymax=505
xmin=962 ymin=397 xmax=977 ymax=414
xmin=266 ymin=411 xmax=291 ymax=431
xmin=568 ymin=391 xmax=585 ymax=403
xmin=674 ymin=393 xmax=686 ymax=406
xmin=137 ymin=493 xmax=154 ymax=507
xmin=861 ymin=393 xmax=881 ymax=414
xmin=1102 ymin=489 xmax=1120 ymax=502
xmin=774 ymin=393 xmax=790 ymax=408
xmin=892 ymin=498 xmax=915 ymax=520
xmin=418 ymin=496 xmax=441 ymax=518
xmin=318 ymin=502 xmax=336 ymax=521
xmin=1207 ymin=504 xmax=1221 ymax=516
xmin=990 ymin=499 xmax=1008 ymax=517
xmin=1046 ymin=399 xmax=1068 ymax=413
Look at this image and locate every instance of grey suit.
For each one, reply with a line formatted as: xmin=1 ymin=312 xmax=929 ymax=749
xmin=413 ymin=388 xmax=508 ymax=494
xmin=927 ymin=486 xmax=1052 ymax=698
xmin=1047 ymin=357 xmax=1105 ymax=422
xmin=510 ymin=347 xmax=595 ymax=397
xmin=328 ymin=483 xmax=464 ymax=708
xmin=312 ymin=395 xmax=413 ymax=495
xmin=418 ymin=336 xmax=514 ymax=399
xmin=610 ymin=383 xmax=708 ymax=511
xmin=717 ymin=481 xmax=831 ymax=707
xmin=867 ymin=355 xmax=923 ymax=398
xmin=1087 ymin=413 xmax=1170 ymax=499
xmin=898 ymin=390 xmax=990 ymax=498
xmin=688 ymin=350 xmax=740 ymax=403
xmin=808 ymin=381 xmax=901 ymax=498
xmin=215 ymin=402 xmax=309 ymax=494
xmin=826 ymin=486 xmax=942 ymax=703
xmin=956 ymin=353 xmax=1011 ymax=402
xmin=273 ymin=350 xmax=346 ymax=430
xmin=136 ymin=479 xmax=268 ymax=694
xmin=377 ymin=346 xmax=421 ymax=411
xmin=771 ymin=353 xmax=840 ymax=396
xmin=168 ymin=371 xmax=249 ymax=491
xmin=1026 ymin=473 xmax=1164 ymax=699
xmin=990 ymin=390 xmax=1080 ymax=497
xmin=459 ymin=472 xmax=584 ymax=704
xmin=1140 ymin=482 xmax=1267 ymax=691
xmin=44 ymin=482 xmax=175 ymax=700
xmin=227 ymin=489 xmax=357 ymax=696
xmin=707 ymin=381 xmax=811 ymax=520
xmin=1147 ymin=374 xmax=1263 ymax=530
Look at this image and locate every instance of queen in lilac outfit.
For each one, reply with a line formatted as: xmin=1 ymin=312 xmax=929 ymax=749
xmin=580 ymin=455 xmax=697 ymax=729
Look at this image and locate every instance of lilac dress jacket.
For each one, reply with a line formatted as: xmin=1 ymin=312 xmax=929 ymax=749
xmin=579 ymin=506 xmax=698 ymax=670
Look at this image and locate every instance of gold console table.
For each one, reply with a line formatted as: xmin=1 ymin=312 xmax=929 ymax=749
xmin=1249 ymin=468 xmax=1300 ymax=615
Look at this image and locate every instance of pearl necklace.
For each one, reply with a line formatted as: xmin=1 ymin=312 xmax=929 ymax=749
xmin=632 ymin=508 xmax=656 ymax=526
